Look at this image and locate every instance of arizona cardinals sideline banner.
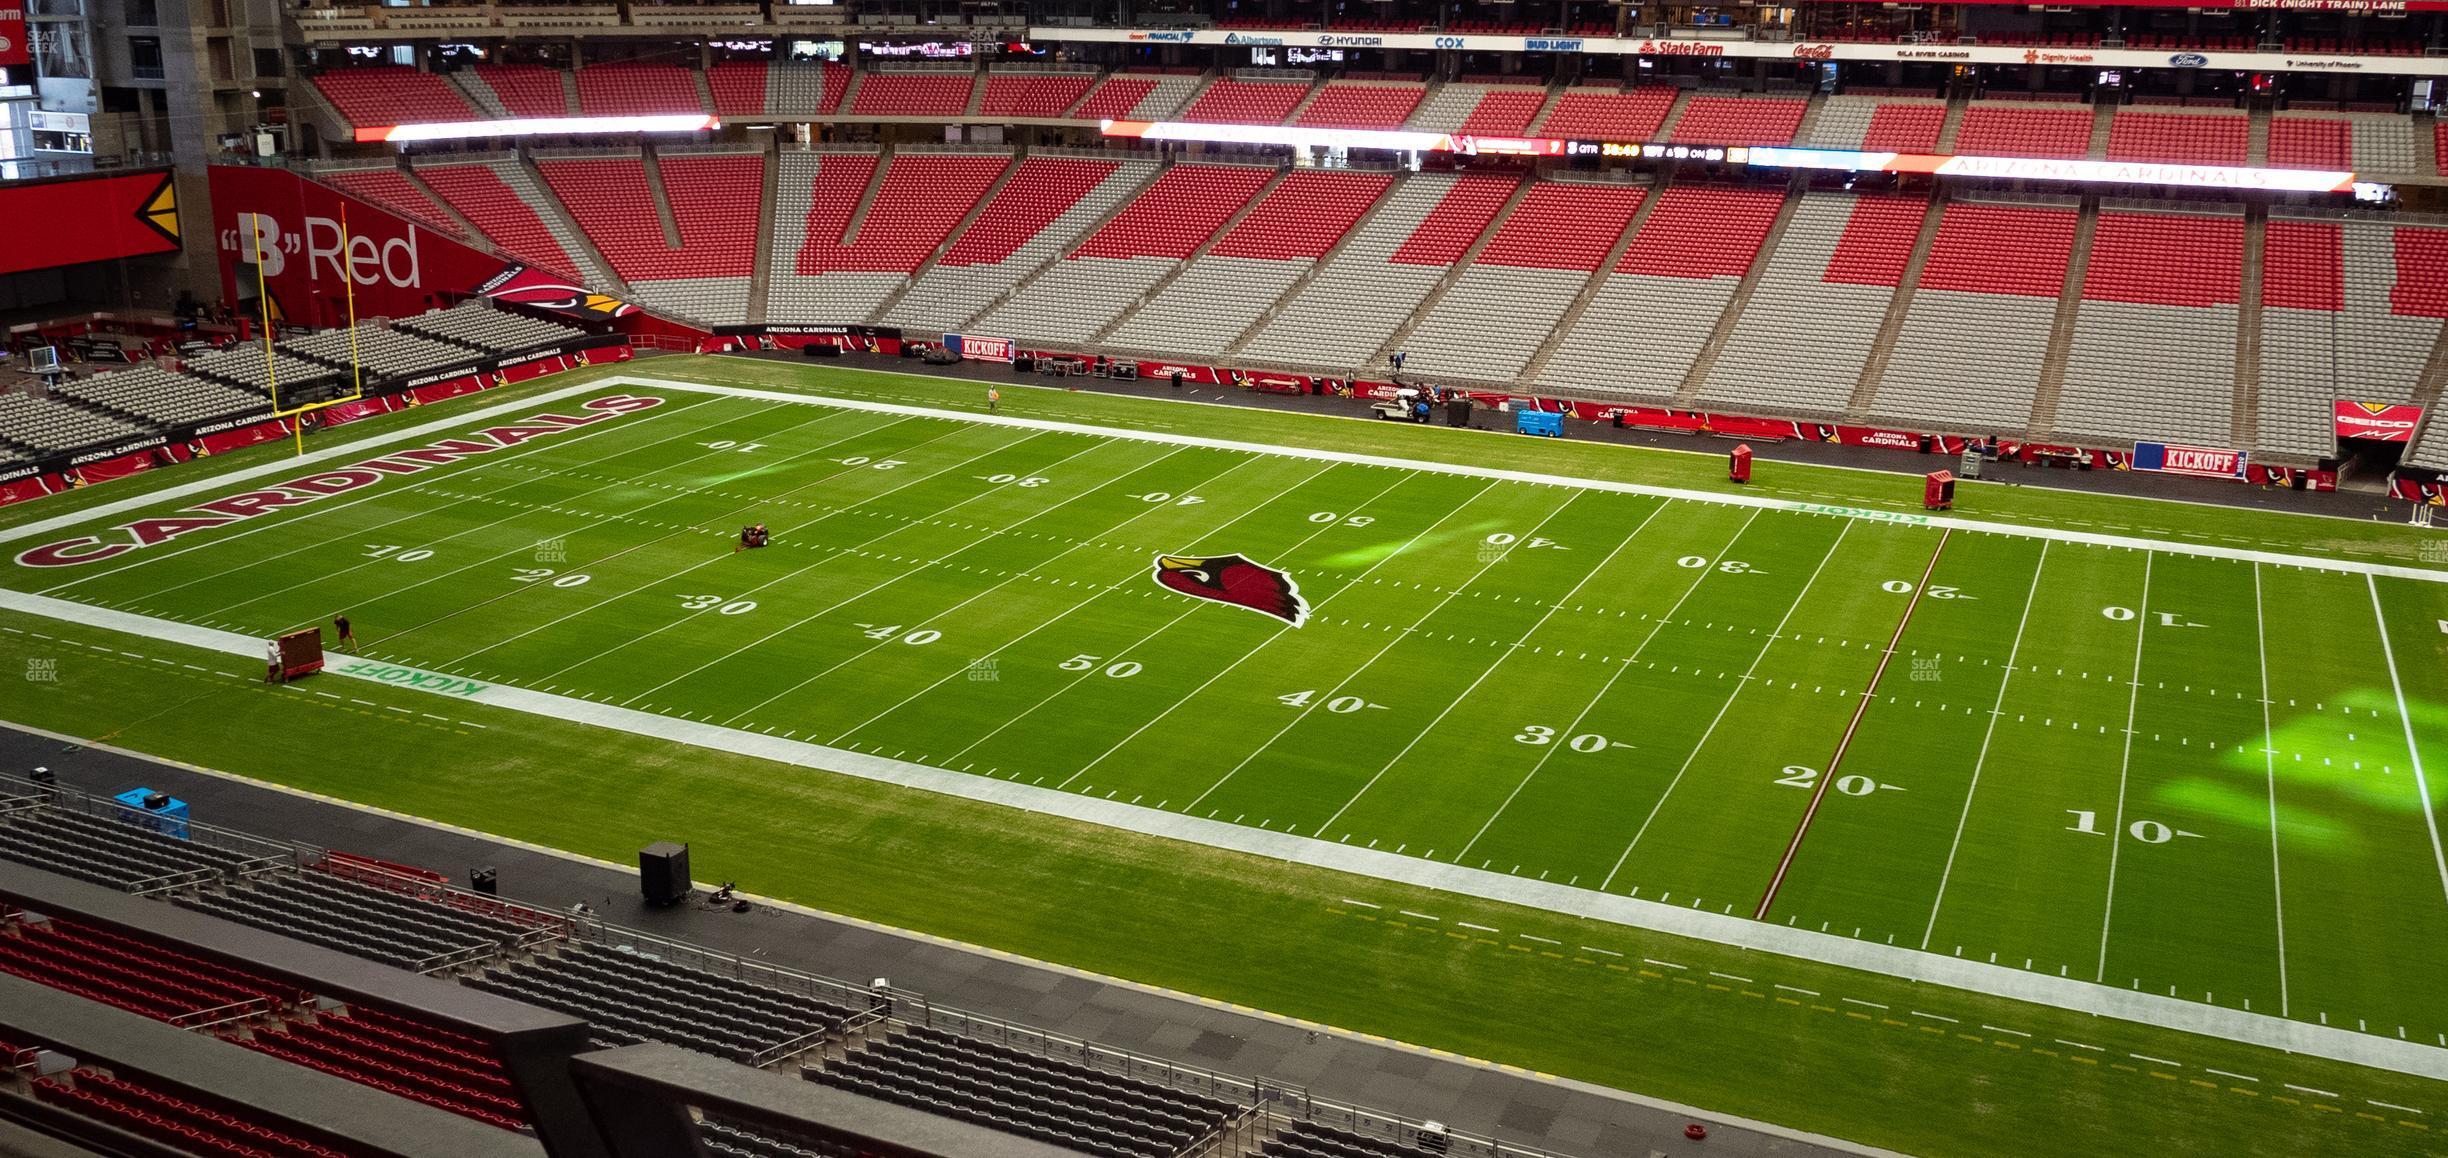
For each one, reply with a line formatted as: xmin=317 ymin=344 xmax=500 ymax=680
xmin=2131 ymin=442 xmax=2248 ymax=479
xmin=2335 ymin=401 xmax=2425 ymax=444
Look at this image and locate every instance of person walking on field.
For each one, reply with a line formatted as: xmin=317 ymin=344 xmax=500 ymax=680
xmin=333 ymin=614 xmax=355 ymax=653
xmin=988 ymin=386 xmax=1000 ymax=413
xmin=265 ymin=638 xmax=282 ymax=684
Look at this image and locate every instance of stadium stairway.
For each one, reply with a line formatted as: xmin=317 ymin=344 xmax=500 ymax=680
xmin=862 ymin=153 xmax=1026 ymax=325
xmin=838 ymin=145 xmax=894 ymax=251
xmin=644 ymin=149 xmax=686 ymax=250
xmin=923 ymin=157 xmax=1162 ymax=333
xmin=1086 ymin=166 xmax=1291 ymax=345
xmin=1933 ymin=97 xmax=1968 ymax=152
xmin=1670 ymin=183 xmax=1807 ymax=406
xmin=2087 ymin=101 xmax=2117 ymax=159
xmin=2027 ymin=198 xmax=2101 ymax=438
xmin=1512 ymin=184 xmax=1663 ymax=386
xmin=1845 ymin=190 xmax=1950 ymax=420
xmin=748 ymin=142 xmax=782 ymax=326
xmin=1216 ymin=174 xmax=1413 ymax=356
xmin=1361 ymin=175 xmax=1534 ymax=370
xmin=398 ymin=165 xmax=488 ymax=241
xmin=1648 ymin=87 xmax=1697 ymax=142
xmin=506 ymin=158 xmax=624 ymax=292
xmin=2234 ymin=206 xmax=2267 ymax=449
xmin=2247 ymin=104 xmax=2272 ymax=166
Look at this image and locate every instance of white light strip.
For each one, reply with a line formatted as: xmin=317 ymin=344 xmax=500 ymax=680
xmin=1930 ymin=155 xmax=2355 ymax=193
xmin=1113 ymin=119 xmax=1449 ymax=152
xmin=367 ymin=114 xmax=720 ymax=144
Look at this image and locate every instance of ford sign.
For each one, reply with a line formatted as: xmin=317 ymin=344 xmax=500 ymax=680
xmin=2168 ymin=53 xmax=2208 ymax=67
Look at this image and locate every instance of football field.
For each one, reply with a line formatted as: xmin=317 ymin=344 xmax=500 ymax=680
xmin=9 ymin=374 xmax=2448 ymax=1065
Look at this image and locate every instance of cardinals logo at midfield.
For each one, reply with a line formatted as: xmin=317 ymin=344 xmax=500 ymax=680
xmin=1152 ymin=554 xmax=1307 ymax=627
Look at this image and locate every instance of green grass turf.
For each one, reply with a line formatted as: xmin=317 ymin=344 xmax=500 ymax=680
xmin=3 ymin=359 xmax=2446 ymax=1156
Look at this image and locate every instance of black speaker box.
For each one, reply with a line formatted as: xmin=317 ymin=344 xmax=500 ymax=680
xmin=639 ymin=841 xmax=691 ymax=906
xmin=802 ymin=342 xmax=841 ymax=359
xmin=1014 ymin=354 xmax=1036 ymax=373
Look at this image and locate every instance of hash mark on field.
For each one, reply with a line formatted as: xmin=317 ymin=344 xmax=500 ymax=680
xmin=2130 ymin=1054 xmax=2180 ymax=1067
xmin=1842 ymin=998 xmax=1888 ymax=1011
xmin=1457 ymin=922 xmax=1498 ymax=933
xmin=2288 ymin=1084 xmax=2341 ymax=1098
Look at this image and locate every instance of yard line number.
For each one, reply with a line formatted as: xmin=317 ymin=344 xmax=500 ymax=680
xmin=1514 ymin=725 xmax=1616 ymax=753
xmin=1130 ymin=493 xmax=1205 ymax=506
xmin=834 ymin=456 xmax=906 ymax=470
xmin=977 ymin=474 xmax=1050 ymax=487
xmin=698 ymin=440 xmax=764 ymax=452
xmin=2066 ymin=810 xmax=2201 ymax=843
xmin=1679 ymin=556 xmax=1762 ymax=574
xmin=1309 ymin=512 xmax=1376 ymax=527
xmin=510 ymin=568 xmax=592 ymax=588
xmin=679 ymin=594 xmax=759 ymax=615
xmin=1060 ymin=655 xmax=1141 ymax=678
xmin=2103 ymin=606 xmax=2204 ymax=627
xmin=1774 ymin=765 xmax=1891 ymax=796
xmin=1883 ymin=579 xmax=1967 ymax=599
xmin=362 ymin=544 xmax=434 ymax=562
xmin=858 ymin=624 xmax=940 ymax=645
xmin=1278 ymin=690 xmax=1385 ymax=713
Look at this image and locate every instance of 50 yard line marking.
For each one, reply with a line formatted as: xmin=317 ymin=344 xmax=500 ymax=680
xmin=1921 ymin=539 xmax=2048 ymax=947
xmin=1756 ymin=527 xmax=1951 ymax=920
xmin=2367 ymin=574 xmax=2448 ymax=907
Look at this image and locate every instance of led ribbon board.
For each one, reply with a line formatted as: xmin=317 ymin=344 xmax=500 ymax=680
xmin=356 ymin=114 xmax=722 ymax=144
xmin=1098 ymin=122 xmax=2360 ymax=195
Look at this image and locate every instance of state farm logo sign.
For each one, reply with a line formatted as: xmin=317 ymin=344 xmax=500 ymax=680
xmin=221 ymin=210 xmax=423 ymax=289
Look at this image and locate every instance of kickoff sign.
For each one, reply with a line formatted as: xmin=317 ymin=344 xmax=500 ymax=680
xmin=945 ymin=333 xmax=1017 ymax=363
xmin=2132 ymin=441 xmax=2247 ymax=479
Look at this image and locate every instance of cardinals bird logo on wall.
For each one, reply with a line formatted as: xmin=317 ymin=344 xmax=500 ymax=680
xmin=1152 ymin=554 xmax=1307 ymax=627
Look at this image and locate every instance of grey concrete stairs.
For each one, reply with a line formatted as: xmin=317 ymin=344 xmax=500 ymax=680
xmin=1518 ymin=182 xmax=1662 ymax=385
xmin=748 ymin=141 xmax=781 ymax=325
xmin=1672 ymin=181 xmax=1806 ymax=407
xmin=1364 ymin=175 xmax=1534 ymax=369
xmin=1090 ymin=166 xmax=1290 ymax=344
xmin=863 ymin=150 xmax=1027 ymax=325
xmin=1846 ymin=190 xmax=1948 ymax=419
xmin=2233 ymin=206 xmax=2267 ymax=449
xmin=2027 ymin=199 xmax=2100 ymax=438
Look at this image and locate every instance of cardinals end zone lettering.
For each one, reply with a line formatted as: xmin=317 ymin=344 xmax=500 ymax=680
xmin=1152 ymin=554 xmax=1307 ymax=626
xmin=15 ymin=395 xmax=663 ymax=568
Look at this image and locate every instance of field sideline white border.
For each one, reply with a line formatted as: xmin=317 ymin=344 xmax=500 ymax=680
xmin=4 ymin=374 xmax=2446 ymax=1083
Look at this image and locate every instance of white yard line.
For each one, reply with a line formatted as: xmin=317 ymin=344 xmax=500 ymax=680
xmin=1599 ymin=520 xmax=1854 ymax=892
xmin=710 ymin=438 xmax=1171 ymax=726
xmin=1184 ymin=486 xmax=1585 ymax=817
xmin=291 ymin=408 xmax=896 ymax=642
xmin=537 ymin=377 xmax=2448 ymax=583
xmin=2367 ymin=573 xmax=2448 ymax=908
xmin=1921 ymin=541 xmax=2049 ymax=949
xmin=1316 ymin=496 xmax=1672 ymax=835
xmin=465 ymin=430 xmax=1072 ymax=675
xmin=1058 ymin=476 xmax=1500 ymax=793
xmin=32 ymin=391 xmax=730 ymax=598
xmin=921 ymin=461 xmax=1391 ymax=764
xmin=823 ymin=451 xmax=1304 ymax=744
xmin=2254 ymin=564 xmax=2290 ymax=1017
xmin=179 ymin=400 xmax=839 ymax=620
xmin=2095 ymin=553 xmax=2154 ymax=983
xmin=0 ymin=379 xmax=615 ymax=549
xmin=3 ymin=586 xmax=2446 ymax=1080
xmin=1450 ymin=506 xmax=1755 ymax=864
